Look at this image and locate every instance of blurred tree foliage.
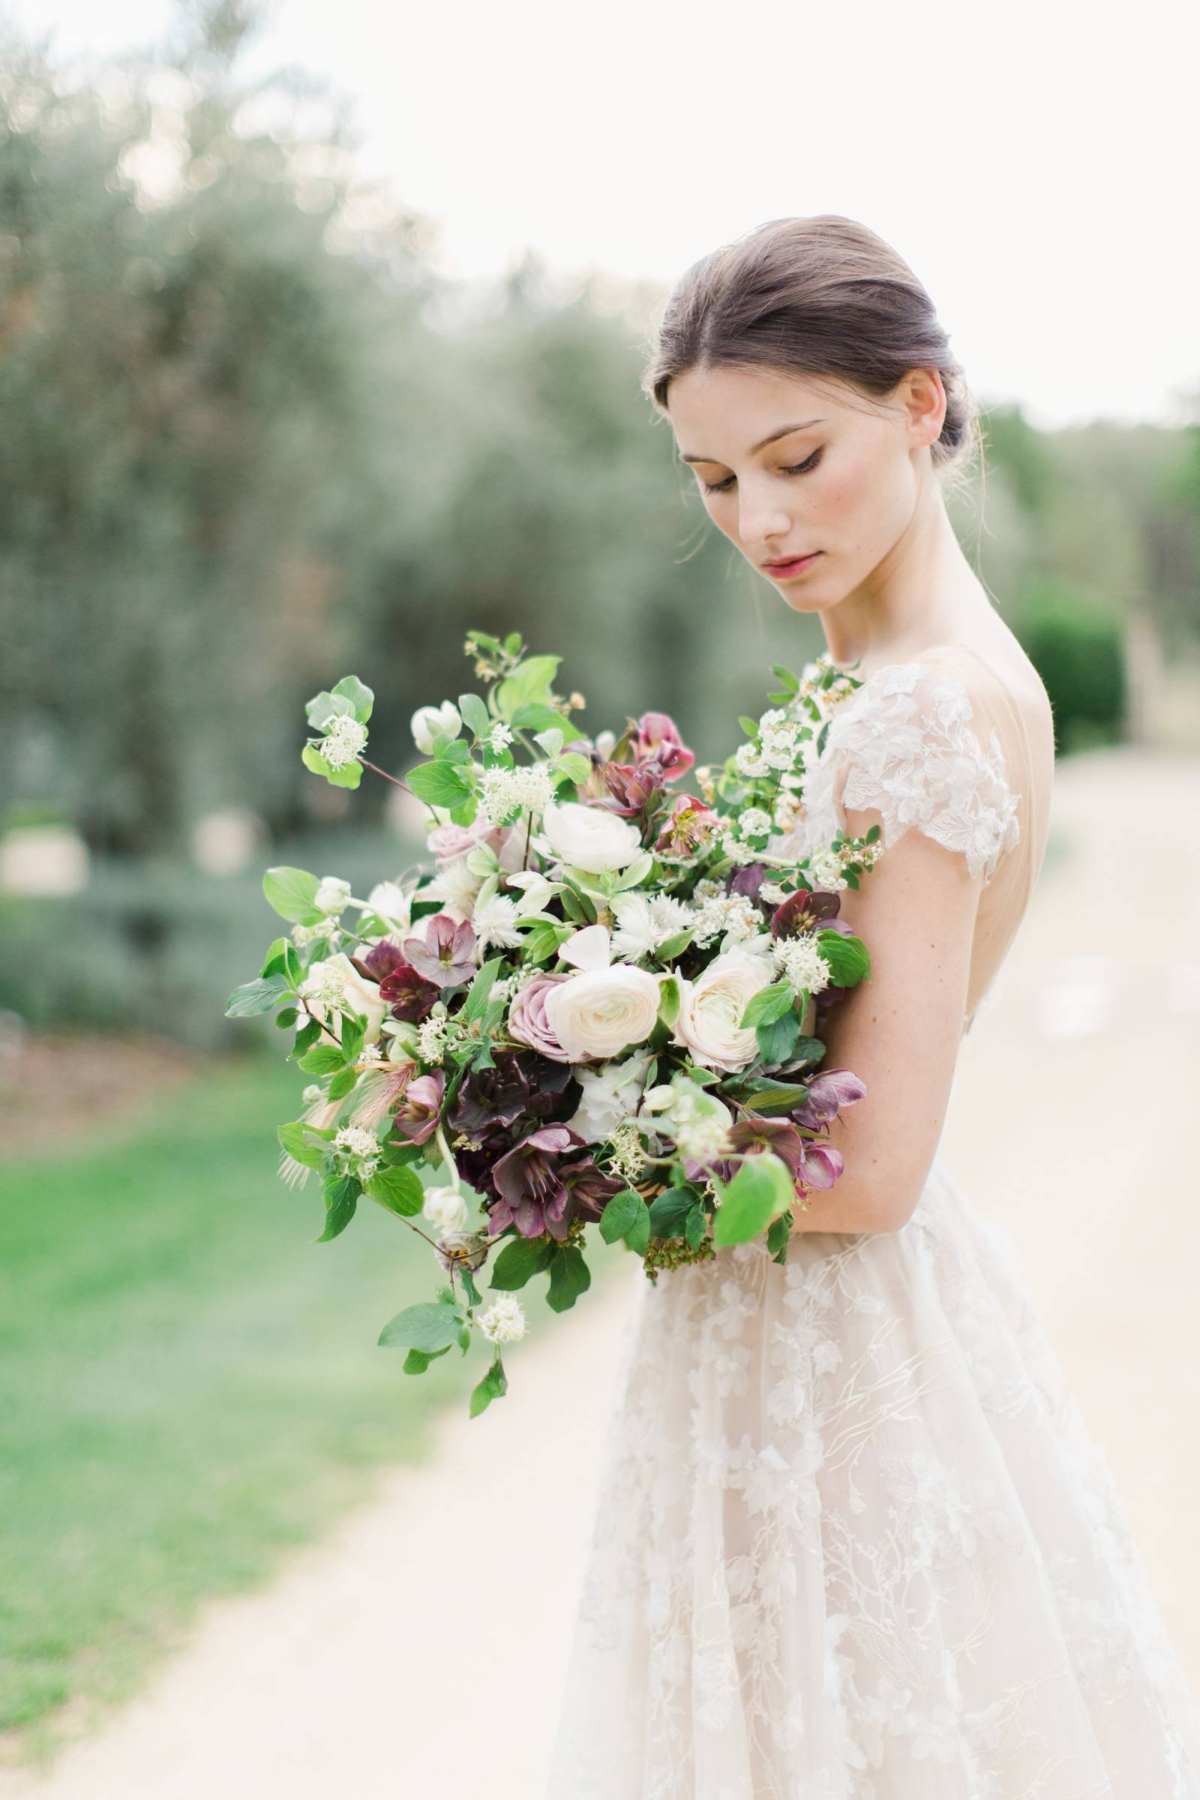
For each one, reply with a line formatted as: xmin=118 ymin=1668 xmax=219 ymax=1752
xmin=0 ymin=2 xmax=1197 ymax=866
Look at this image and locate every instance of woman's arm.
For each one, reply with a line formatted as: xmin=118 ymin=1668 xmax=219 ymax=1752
xmin=788 ymin=798 xmax=985 ymax=1237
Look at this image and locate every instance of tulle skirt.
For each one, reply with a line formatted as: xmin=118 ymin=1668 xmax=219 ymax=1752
xmin=542 ymin=1154 xmax=1200 ymax=1798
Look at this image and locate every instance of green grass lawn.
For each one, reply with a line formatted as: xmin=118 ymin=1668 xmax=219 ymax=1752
xmin=0 ymin=1050 xmax=627 ymax=1765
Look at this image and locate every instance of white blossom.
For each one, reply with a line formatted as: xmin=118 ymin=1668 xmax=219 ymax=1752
xmin=773 ymin=935 xmax=832 ymax=994
xmin=411 ymin=701 xmax=462 ymax=753
xmin=609 ymin=891 xmax=693 ymax=961
xmin=478 ymin=1295 xmax=528 ymax=1344
xmin=422 ymin=1184 xmax=470 ymax=1233
xmin=319 ymin=714 xmax=368 ymax=769
xmin=314 ymin=875 xmax=353 ymax=916
xmin=487 ymin=722 xmax=514 ymax=752
xmin=472 ymin=891 xmax=525 ymax=951
xmin=331 ymin=1124 xmax=382 ymax=1182
xmin=477 ymin=765 xmax=555 ymax=826
xmin=292 ymin=917 xmax=340 ymax=949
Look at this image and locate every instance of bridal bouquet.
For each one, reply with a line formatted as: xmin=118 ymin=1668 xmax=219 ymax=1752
xmin=226 ymin=630 xmax=881 ymax=1416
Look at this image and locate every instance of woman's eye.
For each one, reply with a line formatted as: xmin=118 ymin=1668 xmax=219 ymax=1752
xmin=700 ymin=447 xmax=823 ymax=496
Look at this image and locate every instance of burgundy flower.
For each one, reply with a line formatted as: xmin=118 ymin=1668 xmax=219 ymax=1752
xmin=635 ymin=711 xmax=695 ymax=780
xmin=790 ymin=1068 xmax=867 ymax=1131
xmin=557 ymin=1158 xmax=627 ymax=1235
xmin=506 ymin=971 xmax=573 ymax=1063
xmin=728 ymin=861 xmax=768 ymax=902
xmin=770 ymin=887 xmax=842 ymax=940
xmin=653 ymin=793 xmax=719 ymax=858
xmin=355 ymin=940 xmax=441 ymax=1023
xmin=388 ymin=1071 xmax=445 ymax=1146
xmin=598 ymin=758 xmax=666 ymax=818
xmin=402 ymin=913 xmax=477 ymax=987
xmin=487 ymin=1124 xmax=588 ymax=1239
xmin=704 ymin=1115 xmax=806 ymax=1188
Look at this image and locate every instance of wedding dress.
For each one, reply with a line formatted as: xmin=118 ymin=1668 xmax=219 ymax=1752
xmin=542 ymin=646 xmax=1200 ymax=1798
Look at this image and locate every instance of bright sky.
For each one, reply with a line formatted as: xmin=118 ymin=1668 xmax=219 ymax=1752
xmin=8 ymin=0 xmax=1199 ymax=429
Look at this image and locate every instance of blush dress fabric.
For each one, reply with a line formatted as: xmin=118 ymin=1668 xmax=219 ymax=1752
xmin=542 ymin=648 xmax=1200 ymax=1799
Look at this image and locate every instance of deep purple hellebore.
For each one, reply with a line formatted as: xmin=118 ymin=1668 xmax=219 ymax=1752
xmin=487 ymin=1124 xmax=588 ymax=1239
xmin=356 ymin=940 xmax=441 ymax=1022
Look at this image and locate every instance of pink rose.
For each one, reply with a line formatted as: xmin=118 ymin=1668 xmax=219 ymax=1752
xmin=506 ymin=971 xmax=574 ymax=1063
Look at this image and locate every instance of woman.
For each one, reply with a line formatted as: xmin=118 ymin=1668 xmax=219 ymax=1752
xmin=543 ymin=216 xmax=1200 ymax=1796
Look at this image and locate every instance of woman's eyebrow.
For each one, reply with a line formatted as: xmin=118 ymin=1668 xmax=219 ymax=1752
xmin=678 ymin=419 xmax=827 ymax=465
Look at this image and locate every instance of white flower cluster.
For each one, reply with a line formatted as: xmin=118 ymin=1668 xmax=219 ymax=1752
xmin=487 ymin=722 xmax=514 ymax=752
xmin=478 ymin=1294 xmax=528 ymax=1344
xmin=299 ymin=957 xmax=349 ymax=1010
xmin=292 ymin=917 xmax=340 ymax=950
xmin=331 ymin=1124 xmax=382 ymax=1182
xmin=668 ymin=1088 xmax=734 ymax=1164
xmin=806 ymin=848 xmax=849 ymax=892
xmin=609 ymin=892 xmax=693 ymax=961
xmin=314 ymin=875 xmax=352 ymax=915
xmin=417 ymin=1006 xmax=451 ymax=1064
xmin=607 ymin=1117 xmax=648 ymax=1183
xmin=319 ymin=714 xmax=368 ymax=770
xmin=688 ymin=888 xmax=763 ymax=949
xmin=773 ymin=934 xmax=832 ymax=994
xmin=477 ymin=765 xmax=555 ymax=826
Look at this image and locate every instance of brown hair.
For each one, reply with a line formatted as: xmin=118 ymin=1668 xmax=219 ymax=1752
xmin=641 ymin=214 xmax=980 ymax=486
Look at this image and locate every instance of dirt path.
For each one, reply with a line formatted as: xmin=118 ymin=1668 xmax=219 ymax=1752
xmin=5 ymin=746 xmax=1199 ymax=1800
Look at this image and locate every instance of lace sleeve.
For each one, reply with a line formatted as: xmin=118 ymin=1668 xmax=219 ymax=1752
xmin=807 ymin=660 xmax=1022 ymax=884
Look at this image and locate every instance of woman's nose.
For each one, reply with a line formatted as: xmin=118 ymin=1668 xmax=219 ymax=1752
xmin=736 ymin=479 xmax=792 ymax=546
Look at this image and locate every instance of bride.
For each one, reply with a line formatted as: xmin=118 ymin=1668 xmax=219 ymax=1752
xmin=542 ymin=216 xmax=1200 ymax=1796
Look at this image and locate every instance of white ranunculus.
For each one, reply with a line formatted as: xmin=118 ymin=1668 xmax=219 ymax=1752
xmin=422 ymin=1184 xmax=470 ymax=1233
xmin=411 ymin=701 xmax=462 ymax=754
xmin=540 ymin=800 xmax=645 ymax=875
xmin=543 ymin=964 xmax=663 ymax=1062
xmin=671 ymin=948 xmax=776 ymax=1073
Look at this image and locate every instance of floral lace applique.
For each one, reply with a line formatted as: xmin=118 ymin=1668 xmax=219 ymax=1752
xmin=801 ymin=660 xmax=1022 ymax=884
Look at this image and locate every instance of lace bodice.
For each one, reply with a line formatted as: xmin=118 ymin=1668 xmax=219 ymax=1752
xmin=780 ymin=647 xmax=1052 ymax=1034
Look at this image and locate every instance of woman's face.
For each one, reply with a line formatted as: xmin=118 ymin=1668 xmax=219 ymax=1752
xmin=665 ymin=362 xmax=944 ymax=614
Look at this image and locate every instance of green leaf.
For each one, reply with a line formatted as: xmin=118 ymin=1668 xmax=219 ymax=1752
xmin=599 ymin=1188 xmax=643 ymax=1244
xmin=711 ymin=1152 xmax=795 ymax=1248
xmin=326 ymin=1066 xmax=358 ymax=1102
xmin=739 ymin=980 xmax=796 ymax=1028
xmin=546 ymin=1245 xmax=591 ymax=1313
xmin=339 ymin=1013 xmax=366 ymax=1064
xmin=305 ymin=689 xmax=355 ymax=732
xmin=460 ymin=1266 xmax=483 ymax=1307
xmin=224 ymin=974 xmax=290 ymax=1018
xmin=378 ymin=1301 xmax=465 ymax=1352
xmin=495 ymin=654 xmax=561 ymax=723
xmin=654 ymin=929 xmax=694 ymax=963
xmin=489 ymin=1234 xmax=555 ymax=1290
xmin=624 ymin=1205 xmax=651 ymax=1255
xmin=406 ymin=760 xmax=474 ymax=808
xmin=684 ymin=1202 xmax=708 ymax=1250
xmin=755 ymin=1009 xmax=801 ymax=1067
xmin=275 ymin=1006 xmax=299 ymax=1029
xmin=469 ymin=1354 xmax=508 ymax=1418
xmin=277 ymin=1122 xmax=325 ymax=1170
xmin=259 ymin=936 xmax=288 ymax=978
xmin=331 ymin=674 xmax=374 ymax=723
xmin=738 ymin=714 xmax=760 ymax=737
xmin=402 ymin=1344 xmax=452 ymax=1374
xmin=553 ymin=750 xmax=592 ymax=785
xmin=737 ymin=1081 xmax=810 ymax=1115
xmin=298 ymin=1044 xmax=347 ymax=1075
xmin=510 ymin=701 xmax=569 ymax=733
xmin=766 ymin=1210 xmax=794 ymax=1260
xmin=458 ymin=691 xmax=492 ymax=738
xmin=769 ymin=664 xmax=799 ymax=694
xmin=293 ymin=1018 xmax=321 ymax=1055
xmin=648 ymin=1185 xmax=699 ymax=1239
xmin=364 ymin=1164 xmax=425 ymax=1218
xmin=317 ymin=1176 xmax=359 ymax=1242
xmin=461 ymin=956 xmax=503 ymax=1024
xmin=656 ymin=973 xmax=681 ymax=1029
xmin=817 ymin=929 xmax=870 ymax=985
xmin=263 ymin=866 xmax=323 ymax=925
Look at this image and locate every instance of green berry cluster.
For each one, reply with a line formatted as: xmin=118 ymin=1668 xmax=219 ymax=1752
xmin=641 ymin=1234 xmax=716 ymax=1284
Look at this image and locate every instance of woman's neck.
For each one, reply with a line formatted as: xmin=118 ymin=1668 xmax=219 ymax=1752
xmin=820 ymin=483 xmax=990 ymax=679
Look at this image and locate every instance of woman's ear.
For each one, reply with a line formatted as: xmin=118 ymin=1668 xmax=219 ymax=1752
xmin=901 ymin=368 xmax=946 ymax=450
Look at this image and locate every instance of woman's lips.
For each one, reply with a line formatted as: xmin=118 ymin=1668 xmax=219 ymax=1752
xmin=763 ymin=552 xmax=821 ymax=578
